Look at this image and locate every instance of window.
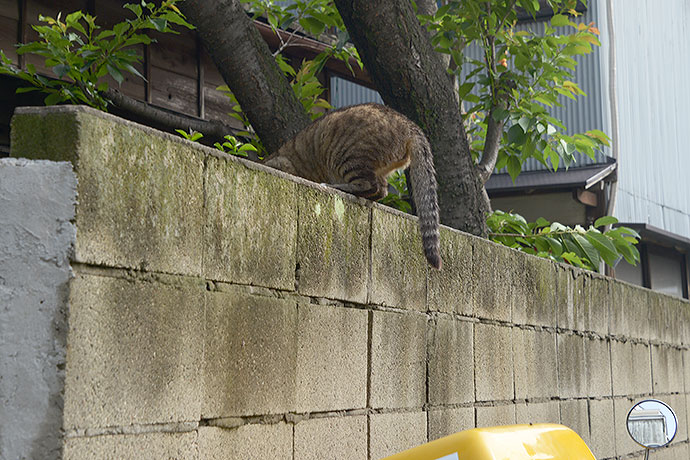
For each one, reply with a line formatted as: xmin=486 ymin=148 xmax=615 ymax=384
xmin=648 ymin=247 xmax=686 ymax=298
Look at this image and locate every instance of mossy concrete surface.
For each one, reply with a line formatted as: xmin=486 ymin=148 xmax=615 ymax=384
xmin=5 ymin=106 xmax=690 ymax=459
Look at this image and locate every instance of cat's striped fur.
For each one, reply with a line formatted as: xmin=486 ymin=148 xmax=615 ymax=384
xmin=265 ymin=103 xmax=442 ymax=269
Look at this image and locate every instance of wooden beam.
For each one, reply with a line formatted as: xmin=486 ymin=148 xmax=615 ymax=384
xmin=576 ymin=188 xmax=598 ymax=207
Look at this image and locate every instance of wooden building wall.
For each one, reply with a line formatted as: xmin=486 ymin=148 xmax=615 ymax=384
xmin=0 ymin=0 xmax=247 ymax=152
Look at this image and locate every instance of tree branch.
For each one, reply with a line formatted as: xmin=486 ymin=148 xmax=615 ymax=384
xmin=105 ymin=89 xmax=235 ymax=144
xmin=180 ymin=0 xmax=310 ymax=154
xmin=477 ymin=102 xmax=506 ymax=183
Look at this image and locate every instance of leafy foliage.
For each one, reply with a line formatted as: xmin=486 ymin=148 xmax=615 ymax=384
xmin=243 ymin=0 xmax=361 ymax=73
xmin=378 ymin=171 xmax=412 ymax=214
xmin=175 ymin=128 xmax=258 ymax=158
xmin=0 ymin=1 xmax=193 ymax=110
xmin=216 ymin=85 xmax=266 ymax=156
xmin=419 ymin=0 xmax=609 ymax=181
xmin=175 ymin=128 xmax=204 ymax=142
xmin=487 ymin=211 xmax=640 ymax=271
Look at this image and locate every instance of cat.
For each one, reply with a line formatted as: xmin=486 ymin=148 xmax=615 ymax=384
xmin=265 ymin=103 xmax=442 ymax=269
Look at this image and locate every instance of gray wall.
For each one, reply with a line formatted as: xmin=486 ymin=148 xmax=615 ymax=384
xmin=0 ymin=158 xmax=77 ymax=460
xmin=4 ymin=106 xmax=690 ymax=459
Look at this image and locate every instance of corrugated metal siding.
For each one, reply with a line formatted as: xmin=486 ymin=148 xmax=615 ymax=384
xmin=330 ymin=76 xmax=383 ymax=108
xmin=610 ymin=0 xmax=690 ymax=239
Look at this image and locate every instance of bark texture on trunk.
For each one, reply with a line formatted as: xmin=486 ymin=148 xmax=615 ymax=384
xmin=334 ymin=0 xmax=490 ymax=235
xmin=180 ymin=0 xmax=310 ymax=154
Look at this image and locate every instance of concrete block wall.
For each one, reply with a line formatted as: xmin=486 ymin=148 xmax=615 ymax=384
xmin=3 ymin=105 xmax=690 ymax=459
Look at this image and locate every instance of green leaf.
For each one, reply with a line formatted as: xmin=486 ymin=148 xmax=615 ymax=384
xmin=594 ymin=216 xmax=618 ymax=228
xmin=124 ymin=3 xmax=143 ymax=18
xmin=572 ymin=233 xmax=600 ymax=267
xmin=535 ymin=217 xmax=550 ymax=228
xmin=106 ymin=63 xmax=124 ymax=84
xmin=52 ymin=64 xmax=71 ymax=78
xmin=544 ymin=237 xmax=563 ymax=256
xmin=15 ymin=86 xmax=41 ymax=94
xmin=507 ymin=124 xmax=526 ymax=145
xmin=149 ymin=17 xmax=168 ymax=32
xmin=457 ymin=81 xmax=475 ymax=101
xmin=299 ymin=17 xmax=326 ymax=36
xmin=44 ymin=92 xmax=64 ymax=105
xmin=507 ymin=155 xmax=521 ymax=182
xmin=551 ymin=14 xmax=571 ymax=28
xmin=584 ymin=231 xmax=618 ymax=266
xmin=238 ymin=143 xmax=258 ymax=152
xmin=113 ymin=21 xmax=130 ymax=37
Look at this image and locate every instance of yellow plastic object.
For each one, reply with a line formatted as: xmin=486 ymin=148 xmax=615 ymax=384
xmin=382 ymin=424 xmax=596 ymax=460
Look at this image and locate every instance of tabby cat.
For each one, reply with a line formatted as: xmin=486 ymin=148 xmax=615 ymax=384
xmin=265 ymin=103 xmax=442 ymax=269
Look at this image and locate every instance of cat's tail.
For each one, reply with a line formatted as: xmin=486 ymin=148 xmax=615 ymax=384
xmin=408 ymin=131 xmax=442 ymax=270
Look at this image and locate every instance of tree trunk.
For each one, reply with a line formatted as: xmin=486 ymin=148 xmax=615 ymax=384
xmin=333 ymin=0 xmax=489 ymax=235
xmin=180 ymin=0 xmax=310 ymax=154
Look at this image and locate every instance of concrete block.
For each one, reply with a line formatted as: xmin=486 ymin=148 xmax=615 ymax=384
xmin=205 ymin=154 xmax=297 ymax=290
xmin=475 ymin=323 xmax=514 ymax=402
xmin=428 ymin=317 xmax=474 ymax=405
xmin=611 ymin=340 xmax=652 ymax=396
xmin=427 ymin=227 xmax=474 ymax=315
xmin=203 ymin=289 xmax=297 ymax=417
xmin=588 ymin=399 xmax=616 ymax=459
xmin=610 ymin=282 xmax=650 ymax=340
xmin=369 ymin=411 xmax=427 ymax=460
xmin=428 ymin=408 xmax=474 ymax=440
xmin=296 ymin=188 xmax=370 ymax=303
xmin=679 ymin=301 xmax=690 ymax=347
xmin=560 ymin=399 xmax=590 ymax=446
xmin=475 ymin=404 xmax=516 ymax=428
xmin=651 ymin=345 xmax=684 ymax=394
xmin=13 ymin=106 xmax=206 ymax=276
xmin=515 ymin=401 xmax=560 ymax=425
xmin=0 ymin=158 xmax=76 ymax=460
xmin=584 ymin=337 xmax=612 ymax=398
xmin=369 ymin=310 xmax=427 ymax=409
xmin=614 ymin=397 xmax=641 ymax=457
xmin=513 ymin=328 xmax=558 ymax=400
xmin=558 ymin=271 xmax=609 ymax=335
xmin=587 ymin=275 xmax=611 ymax=336
xmin=557 ymin=333 xmax=586 ymax=399
xmin=296 ymin=303 xmax=368 ymax=412
xmin=555 ymin=266 xmax=573 ymax=330
xmin=512 ymin=254 xmax=557 ymax=327
xmin=369 ymin=207 xmax=427 ymax=311
xmin=649 ymin=292 xmax=683 ymax=344
xmin=653 ymin=443 xmax=689 ymax=460
xmin=63 ymin=431 xmax=198 ymax=460
xmin=294 ymin=415 xmax=367 ymax=460
xmin=11 ymin=106 xmax=82 ymax=163
xmin=198 ymin=424 xmax=292 ymax=460
xmin=63 ymin=274 xmax=204 ymax=430
xmin=472 ymin=238 xmax=514 ymax=322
